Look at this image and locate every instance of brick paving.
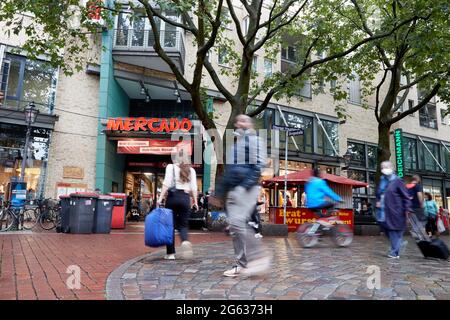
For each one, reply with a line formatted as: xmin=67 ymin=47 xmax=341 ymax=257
xmin=106 ymin=235 xmax=450 ymax=300
xmin=0 ymin=223 xmax=228 ymax=300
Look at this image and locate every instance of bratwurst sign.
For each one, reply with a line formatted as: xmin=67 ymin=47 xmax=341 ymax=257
xmin=106 ymin=117 xmax=193 ymax=133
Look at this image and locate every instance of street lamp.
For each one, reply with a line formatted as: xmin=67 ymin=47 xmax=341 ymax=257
xmin=342 ymin=148 xmax=353 ymax=170
xmin=20 ymin=102 xmax=38 ymax=182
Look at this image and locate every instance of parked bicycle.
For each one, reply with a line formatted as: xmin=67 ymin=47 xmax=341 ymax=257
xmin=22 ymin=198 xmax=61 ymax=230
xmin=296 ymin=207 xmax=353 ymax=248
xmin=0 ymin=201 xmax=36 ymax=231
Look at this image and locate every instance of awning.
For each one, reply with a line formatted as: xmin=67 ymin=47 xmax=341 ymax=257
xmin=264 ymin=169 xmax=368 ymax=188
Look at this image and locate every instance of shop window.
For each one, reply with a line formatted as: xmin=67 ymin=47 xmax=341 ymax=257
xmin=347 ymin=142 xmax=365 ymax=167
xmin=423 ymin=178 xmax=443 ymax=208
xmin=420 ymin=141 xmax=440 ymax=172
xmin=368 ymin=172 xmax=376 ymax=196
xmin=403 ymin=137 xmax=418 ymax=170
xmin=419 ymin=104 xmax=438 ymax=129
xmin=367 ymin=145 xmax=377 ymax=169
xmin=443 ymin=145 xmax=450 ymax=174
xmin=1 ymin=54 xmax=57 ymax=114
xmin=348 ymin=169 xmax=366 ymax=195
xmin=317 ymin=119 xmax=339 ymax=156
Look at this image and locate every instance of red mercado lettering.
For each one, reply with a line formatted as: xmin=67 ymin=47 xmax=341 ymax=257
xmin=106 ymin=118 xmax=193 ymax=133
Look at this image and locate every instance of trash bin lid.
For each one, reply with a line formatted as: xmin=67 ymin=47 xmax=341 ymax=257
xmin=70 ymin=192 xmax=99 ymax=198
xmin=59 ymin=195 xmax=70 ymax=199
xmin=98 ymin=195 xmax=115 ymax=200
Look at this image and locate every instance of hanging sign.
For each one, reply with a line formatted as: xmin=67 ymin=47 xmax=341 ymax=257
xmin=117 ymin=139 xmax=192 ymax=155
xmin=106 ymin=117 xmax=193 ymax=133
xmin=394 ymin=128 xmax=404 ymax=178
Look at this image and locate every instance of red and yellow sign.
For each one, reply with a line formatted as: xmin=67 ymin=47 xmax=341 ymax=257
xmin=106 ymin=117 xmax=193 ymax=133
xmin=117 ymin=139 xmax=191 ymax=155
xmin=270 ymin=207 xmax=354 ymax=232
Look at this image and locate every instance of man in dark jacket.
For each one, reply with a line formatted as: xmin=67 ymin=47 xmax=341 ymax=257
xmin=222 ymin=115 xmax=270 ymax=277
xmin=376 ymin=161 xmax=412 ymax=259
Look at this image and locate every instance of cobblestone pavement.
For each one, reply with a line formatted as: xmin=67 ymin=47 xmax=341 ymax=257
xmin=107 ymin=235 xmax=450 ymax=300
xmin=0 ymin=223 xmax=228 ymax=300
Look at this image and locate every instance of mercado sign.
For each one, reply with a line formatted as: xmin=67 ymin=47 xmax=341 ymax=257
xmin=270 ymin=207 xmax=354 ymax=232
xmin=394 ymin=128 xmax=404 ymax=178
xmin=106 ymin=117 xmax=193 ymax=133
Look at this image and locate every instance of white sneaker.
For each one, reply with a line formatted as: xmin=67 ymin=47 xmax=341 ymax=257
xmin=254 ymin=233 xmax=263 ymax=238
xmin=180 ymin=241 xmax=193 ymax=259
xmin=164 ymin=254 xmax=176 ymax=260
xmin=223 ymin=266 xmax=242 ymax=277
xmin=242 ymin=256 xmax=271 ymax=276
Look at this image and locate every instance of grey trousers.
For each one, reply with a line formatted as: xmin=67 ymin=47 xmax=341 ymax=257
xmin=226 ymin=185 xmax=265 ymax=268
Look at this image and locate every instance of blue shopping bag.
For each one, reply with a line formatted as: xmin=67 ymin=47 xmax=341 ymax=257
xmin=145 ymin=207 xmax=174 ymax=247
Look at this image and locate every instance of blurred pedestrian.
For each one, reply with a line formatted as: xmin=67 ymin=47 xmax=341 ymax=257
xmin=222 ymin=114 xmax=270 ymax=277
xmin=406 ymin=175 xmax=426 ymax=229
xmin=376 ymin=161 xmax=412 ymax=259
xmin=424 ymin=192 xmax=439 ymax=237
xmin=157 ymin=150 xmax=198 ymax=260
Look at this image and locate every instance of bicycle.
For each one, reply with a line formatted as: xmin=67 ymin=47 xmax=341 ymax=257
xmin=296 ymin=205 xmax=353 ymax=248
xmin=23 ymin=198 xmax=60 ymax=230
xmin=0 ymin=201 xmax=36 ymax=231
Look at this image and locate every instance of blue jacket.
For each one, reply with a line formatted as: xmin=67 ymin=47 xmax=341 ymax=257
xmin=220 ymin=129 xmax=266 ymax=194
xmin=305 ymin=177 xmax=341 ymax=208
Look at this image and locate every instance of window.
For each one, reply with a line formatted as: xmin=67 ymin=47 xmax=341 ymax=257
xmin=419 ymin=141 xmax=440 ymax=172
xmin=347 ymin=142 xmax=365 ymax=167
xmin=403 ymin=137 xmax=418 ymax=170
xmin=264 ymin=58 xmax=273 ymax=77
xmin=243 ymin=16 xmax=249 ymax=35
xmin=408 ymin=99 xmax=415 ymax=116
xmin=419 ymin=104 xmax=438 ymax=129
xmin=367 ymin=145 xmax=378 ymax=169
xmin=348 ymin=73 xmax=361 ymax=105
xmin=297 ymin=79 xmax=311 ymax=99
xmin=218 ymin=48 xmax=229 ymax=66
xmin=279 ymin=112 xmax=313 ymax=153
xmin=1 ymin=55 xmax=57 ymax=114
xmin=221 ymin=7 xmax=232 ymax=29
xmin=395 ymin=96 xmax=404 ymax=112
xmin=281 ymin=46 xmax=297 ymax=62
xmin=441 ymin=109 xmax=448 ymax=125
xmin=317 ymin=120 xmax=339 ymax=156
xmin=330 ymin=80 xmax=336 ymax=90
xmin=443 ymin=145 xmax=450 ymax=173
xmin=252 ymin=55 xmax=258 ymax=73
xmin=348 ymin=170 xmax=367 ymax=195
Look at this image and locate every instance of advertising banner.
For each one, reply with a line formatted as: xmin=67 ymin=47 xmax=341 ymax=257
xmin=271 ymin=207 xmax=354 ymax=232
xmin=117 ymin=139 xmax=192 ymax=155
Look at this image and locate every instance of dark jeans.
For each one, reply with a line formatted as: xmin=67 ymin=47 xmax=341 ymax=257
xmin=165 ymin=190 xmax=191 ymax=255
xmin=426 ymin=217 xmax=437 ymax=235
xmin=250 ymin=206 xmax=261 ymax=233
xmin=309 ymin=201 xmax=335 ymax=218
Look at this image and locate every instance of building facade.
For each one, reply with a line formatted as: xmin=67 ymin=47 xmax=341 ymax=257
xmin=0 ymin=1 xmax=448 ymax=216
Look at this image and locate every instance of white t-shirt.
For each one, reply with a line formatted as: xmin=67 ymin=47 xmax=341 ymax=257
xmin=163 ymin=164 xmax=197 ymax=194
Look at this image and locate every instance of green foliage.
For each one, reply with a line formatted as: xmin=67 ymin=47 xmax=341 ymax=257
xmin=0 ymin=0 xmax=112 ymax=76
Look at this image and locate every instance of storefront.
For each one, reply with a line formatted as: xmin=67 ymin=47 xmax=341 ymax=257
xmin=0 ymin=47 xmax=58 ymax=201
xmin=400 ymin=130 xmax=450 ymax=209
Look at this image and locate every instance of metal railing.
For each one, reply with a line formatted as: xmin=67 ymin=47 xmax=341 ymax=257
xmin=113 ymin=29 xmax=185 ymax=59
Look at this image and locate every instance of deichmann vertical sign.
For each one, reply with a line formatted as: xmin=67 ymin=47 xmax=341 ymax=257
xmin=394 ymin=128 xmax=404 ymax=178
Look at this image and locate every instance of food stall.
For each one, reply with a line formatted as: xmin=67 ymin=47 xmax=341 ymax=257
xmin=262 ymin=169 xmax=368 ymax=232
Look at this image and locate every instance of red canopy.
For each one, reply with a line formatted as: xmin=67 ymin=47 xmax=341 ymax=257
xmin=263 ymin=169 xmax=368 ymax=188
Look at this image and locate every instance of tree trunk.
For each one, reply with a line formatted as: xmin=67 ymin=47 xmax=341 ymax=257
xmin=376 ymin=122 xmax=392 ymax=185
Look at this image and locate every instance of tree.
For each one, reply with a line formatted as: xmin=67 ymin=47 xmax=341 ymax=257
xmin=0 ymin=0 xmax=107 ymax=75
xmin=1 ymin=0 xmax=435 ymax=181
xmin=331 ymin=0 xmax=450 ymax=182
xmin=127 ymin=0 xmax=427 ymax=172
